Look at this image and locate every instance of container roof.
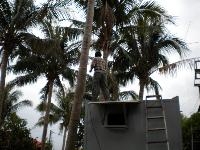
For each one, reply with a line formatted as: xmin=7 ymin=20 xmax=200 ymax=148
xmin=88 ymin=101 xmax=140 ymax=105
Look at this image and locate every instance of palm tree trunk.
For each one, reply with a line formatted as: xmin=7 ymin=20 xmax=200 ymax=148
xmin=103 ymin=47 xmax=109 ymax=63
xmin=99 ymin=44 xmax=109 ymax=101
xmin=65 ymin=0 xmax=94 ymax=150
xmin=62 ymin=127 xmax=67 ymax=150
xmin=0 ymin=48 xmax=9 ymax=126
xmin=139 ymin=80 xmax=145 ymax=101
xmin=112 ymin=81 xmax=119 ymax=101
xmin=41 ymin=80 xmax=54 ymax=150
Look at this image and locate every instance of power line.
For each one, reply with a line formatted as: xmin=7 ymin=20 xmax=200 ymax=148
xmin=185 ymin=21 xmax=191 ymax=40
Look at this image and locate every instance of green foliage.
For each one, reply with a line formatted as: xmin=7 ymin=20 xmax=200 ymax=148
xmin=1 ymin=83 xmax=32 ymax=123
xmin=111 ymin=12 xmax=187 ymax=98
xmin=181 ymin=112 xmax=200 ymax=150
xmin=0 ymin=113 xmax=35 ymax=150
xmin=35 ymin=88 xmax=73 ymax=128
xmin=10 ymin=19 xmax=81 ymax=90
xmin=44 ymin=140 xmax=53 ymax=150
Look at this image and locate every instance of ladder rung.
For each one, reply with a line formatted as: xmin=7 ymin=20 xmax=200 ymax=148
xmin=195 ymin=69 xmax=200 ymax=73
xmin=194 ymin=83 xmax=200 ymax=86
xmin=146 ymin=95 xmax=162 ymax=98
xmin=148 ymin=127 xmax=166 ymax=131
xmin=146 ymin=106 xmax=162 ymax=108
xmin=147 ymin=116 xmax=164 ymax=119
xmin=148 ymin=140 xmax=168 ymax=144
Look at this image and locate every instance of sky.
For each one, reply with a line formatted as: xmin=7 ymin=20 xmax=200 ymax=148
xmin=5 ymin=0 xmax=200 ymax=150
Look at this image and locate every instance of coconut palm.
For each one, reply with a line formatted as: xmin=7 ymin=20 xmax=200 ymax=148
xmin=112 ymin=15 xmax=188 ymax=100
xmin=36 ymin=84 xmax=91 ymax=150
xmin=106 ymin=61 xmax=139 ymax=101
xmin=74 ymin=0 xmax=174 ymax=102
xmin=75 ymin=0 xmax=172 ymax=62
xmin=0 ymin=0 xmax=66 ymax=125
xmin=65 ymin=0 xmax=94 ymax=149
xmin=66 ymin=0 xmax=174 ymax=149
xmin=9 ymin=19 xmax=82 ymax=149
xmin=1 ymin=83 xmax=32 ymax=122
xmin=36 ymin=88 xmax=73 ymax=150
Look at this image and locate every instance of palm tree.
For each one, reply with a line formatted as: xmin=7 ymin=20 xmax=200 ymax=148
xmin=74 ymin=0 xmax=173 ymax=102
xmin=10 ymin=19 xmax=82 ymax=150
xmin=36 ymin=85 xmax=91 ymax=150
xmin=0 ymin=0 xmax=61 ymax=125
xmin=1 ymin=83 xmax=32 ymax=122
xmin=65 ymin=0 xmax=94 ymax=149
xmin=75 ymin=0 xmax=172 ymax=62
xmin=112 ymin=15 xmax=188 ymax=100
xmin=106 ymin=62 xmax=139 ymax=101
xmin=36 ymin=88 xmax=73 ymax=150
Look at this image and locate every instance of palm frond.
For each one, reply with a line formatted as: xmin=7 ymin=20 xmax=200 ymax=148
xmin=36 ymin=101 xmax=46 ymax=112
xmin=47 ymin=0 xmax=71 ymax=21
xmin=64 ymin=42 xmax=81 ymax=64
xmin=61 ymin=68 xmax=76 ymax=87
xmin=10 ymin=73 xmax=39 ymax=86
xmin=36 ymin=100 xmax=63 ymax=116
xmin=158 ymin=57 xmax=200 ymax=75
xmin=145 ymin=77 xmax=162 ymax=93
xmin=40 ymin=20 xmax=54 ymax=38
xmin=35 ymin=116 xmax=45 ymax=127
xmin=115 ymin=71 xmax=136 ymax=86
xmin=39 ymin=83 xmax=49 ymax=101
xmin=119 ymin=90 xmax=139 ymax=101
xmin=61 ymin=26 xmax=84 ymax=41
xmin=11 ymin=100 xmax=32 ymax=112
xmin=158 ymin=38 xmax=188 ymax=57
xmin=0 ymin=0 xmax=12 ymax=29
xmin=35 ymin=113 xmax=62 ymax=127
xmin=1 ymin=83 xmax=31 ymax=119
xmin=137 ymin=1 xmax=173 ymax=23
xmin=54 ymin=78 xmax=65 ymax=94
xmin=70 ymin=19 xmax=85 ymax=28
xmin=8 ymin=90 xmax=22 ymax=103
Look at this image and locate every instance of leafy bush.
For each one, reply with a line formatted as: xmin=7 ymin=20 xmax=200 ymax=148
xmin=0 ymin=113 xmax=36 ymax=150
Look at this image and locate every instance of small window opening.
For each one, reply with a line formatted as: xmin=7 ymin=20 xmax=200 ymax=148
xmin=103 ymin=104 xmax=127 ymax=128
xmin=107 ymin=113 xmax=125 ymax=125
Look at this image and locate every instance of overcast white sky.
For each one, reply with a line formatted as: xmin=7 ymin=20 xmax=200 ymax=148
xmin=8 ymin=0 xmax=200 ymax=149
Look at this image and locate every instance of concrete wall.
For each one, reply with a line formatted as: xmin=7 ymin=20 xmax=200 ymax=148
xmin=84 ymin=97 xmax=182 ymax=150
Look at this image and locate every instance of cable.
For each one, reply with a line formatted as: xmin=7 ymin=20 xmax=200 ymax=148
xmin=185 ymin=21 xmax=191 ymax=40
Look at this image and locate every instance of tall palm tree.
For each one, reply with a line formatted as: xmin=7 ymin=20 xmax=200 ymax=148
xmin=65 ymin=0 xmax=94 ymax=150
xmin=1 ymin=83 xmax=32 ymax=122
xmin=36 ymin=86 xmax=91 ymax=150
xmin=112 ymin=15 xmax=188 ymax=100
xmin=10 ymin=20 xmax=82 ymax=150
xmin=0 ymin=0 xmax=61 ymax=125
xmin=74 ymin=0 xmax=173 ymax=102
xmin=75 ymin=0 xmax=172 ymax=62
xmin=36 ymin=88 xmax=73 ymax=150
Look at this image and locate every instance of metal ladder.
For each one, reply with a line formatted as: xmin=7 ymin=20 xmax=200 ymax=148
xmin=145 ymin=95 xmax=170 ymax=150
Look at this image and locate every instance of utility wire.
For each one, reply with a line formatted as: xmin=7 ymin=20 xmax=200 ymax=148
xmin=184 ymin=21 xmax=191 ymax=40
